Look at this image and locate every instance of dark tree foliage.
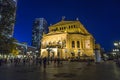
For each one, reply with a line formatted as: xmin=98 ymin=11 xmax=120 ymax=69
xmin=0 ymin=34 xmax=17 ymax=54
xmin=0 ymin=0 xmax=17 ymax=55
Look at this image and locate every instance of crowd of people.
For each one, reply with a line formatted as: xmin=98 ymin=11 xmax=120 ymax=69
xmin=0 ymin=56 xmax=63 ymax=69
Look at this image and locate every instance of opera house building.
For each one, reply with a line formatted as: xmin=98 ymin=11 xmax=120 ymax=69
xmin=41 ymin=18 xmax=96 ymax=60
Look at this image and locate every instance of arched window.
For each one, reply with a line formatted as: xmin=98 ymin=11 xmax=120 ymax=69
xmin=56 ymin=28 xmax=58 ymax=30
xmin=72 ymin=41 xmax=75 ymax=48
xmin=77 ymin=41 xmax=80 ymax=48
xmin=69 ymin=26 xmax=70 ymax=29
xmin=71 ymin=25 xmax=73 ymax=28
xmin=74 ymin=25 xmax=75 ymax=28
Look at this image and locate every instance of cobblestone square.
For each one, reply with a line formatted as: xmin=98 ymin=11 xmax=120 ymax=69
xmin=0 ymin=61 xmax=120 ymax=80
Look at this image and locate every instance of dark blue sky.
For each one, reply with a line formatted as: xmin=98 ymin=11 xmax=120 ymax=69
xmin=14 ymin=0 xmax=120 ymax=51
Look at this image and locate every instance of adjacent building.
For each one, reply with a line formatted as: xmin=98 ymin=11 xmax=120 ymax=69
xmin=13 ymin=42 xmax=37 ymax=57
xmin=31 ymin=18 xmax=47 ymax=51
xmin=41 ymin=18 xmax=96 ymax=60
xmin=112 ymin=41 xmax=120 ymax=56
xmin=0 ymin=0 xmax=17 ymax=38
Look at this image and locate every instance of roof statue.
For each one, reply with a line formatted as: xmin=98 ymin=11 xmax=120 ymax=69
xmin=62 ymin=16 xmax=65 ymax=21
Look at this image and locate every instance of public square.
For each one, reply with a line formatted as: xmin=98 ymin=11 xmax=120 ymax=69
xmin=0 ymin=61 xmax=120 ymax=80
xmin=1 ymin=0 xmax=120 ymax=80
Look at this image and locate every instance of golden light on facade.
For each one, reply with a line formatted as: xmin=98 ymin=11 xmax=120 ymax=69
xmin=40 ymin=18 xmax=96 ymax=60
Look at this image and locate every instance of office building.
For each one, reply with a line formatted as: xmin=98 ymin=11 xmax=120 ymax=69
xmin=32 ymin=18 xmax=47 ymax=50
xmin=0 ymin=0 xmax=17 ymax=38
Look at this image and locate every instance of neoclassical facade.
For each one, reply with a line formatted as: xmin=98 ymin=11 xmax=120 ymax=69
xmin=41 ymin=19 xmax=95 ymax=59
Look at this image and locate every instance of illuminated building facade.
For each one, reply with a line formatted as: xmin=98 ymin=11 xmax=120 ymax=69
xmin=0 ymin=0 xmax=17 ymax=38
xmin=32 ymin=18 xmax=47 ymax=50
xmin=112 ymin=41 xmax=120 ymax=56
xmin=41 ymin=18 xmax=96 ymax=59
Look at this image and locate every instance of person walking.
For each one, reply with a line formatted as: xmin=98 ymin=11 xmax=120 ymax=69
xmin=38 ymin=57 xmax=42 ymax=66
xmin=43 ymin=57 xmax=47 ymax=69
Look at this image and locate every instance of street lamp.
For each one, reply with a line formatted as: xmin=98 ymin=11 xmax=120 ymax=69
xmin=58 ymin=41 xmax=62 ymax=59
xmin=78 ymin=49 xmax=80 ymax=60
xmin=46 ymin=47 xmax=52 ymax=65
xmin=21 ymin=46 xmax=24 ymax=56
xmin=65 ymin=49 xmax=67 ymax=59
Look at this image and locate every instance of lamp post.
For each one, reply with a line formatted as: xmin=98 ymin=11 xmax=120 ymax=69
xmin=21 ymin=46 xmax=24 ymax=57
xmin=78 ymin=49 xmax=80 ymax=60
xmin=65 ymin=49 xmax=67 ymax=60
xmin=46 ymin=47 xmax=52 ymax=65
xmin=58 ymin=41 xmax=62 ymax=59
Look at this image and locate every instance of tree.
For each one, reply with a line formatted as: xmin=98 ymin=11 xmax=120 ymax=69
xmin=0 ymin=34 xmax=17 ymax=55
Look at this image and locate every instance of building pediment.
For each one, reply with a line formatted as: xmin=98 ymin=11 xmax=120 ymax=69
xmin=47 ymin=31 xmax=64 ymax=35
xmin=50 ymin=21 xmax=77 ymax=27
xmin=49 ymin=20 xmax=90 ymax=35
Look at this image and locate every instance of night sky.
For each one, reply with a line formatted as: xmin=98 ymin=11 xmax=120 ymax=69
xmin=14 ymin=0 xmax=120 ymax=51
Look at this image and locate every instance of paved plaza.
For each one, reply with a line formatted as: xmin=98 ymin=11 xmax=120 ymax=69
xmin=0 ymin=61 xmax=120 ymax=80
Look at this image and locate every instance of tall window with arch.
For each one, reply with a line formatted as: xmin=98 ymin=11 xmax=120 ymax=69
xmin=77 ymin=41 xmax=80 ymax=48
xmin=72 ymin=41 xmax=75 ymax=48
